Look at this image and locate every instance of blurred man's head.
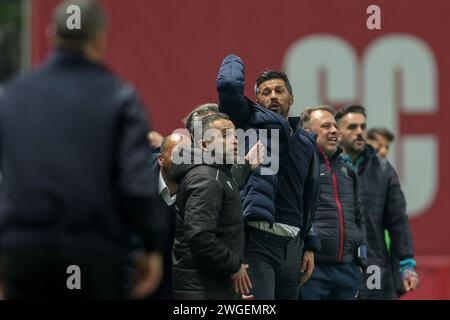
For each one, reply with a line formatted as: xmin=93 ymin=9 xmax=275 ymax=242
xmin=53 ymin=0 xmax=107 ymax=61
xmin=335 ymin=105 xmax=367 ymax=159
xmin=254 ymin=70 xmax=294 ymax=119
xmin=300 ymin=105 xmax=338 ymax=156
xmin=199 ymin=113 xmax=238 ymax=164
xmin=367 ymin=127 xmax=395 ymax=158
xmin=158 ymin=133 xmax=191 ymax=178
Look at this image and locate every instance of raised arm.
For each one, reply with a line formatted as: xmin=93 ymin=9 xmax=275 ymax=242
xmin=216 ymin=54 xmax=252 ymax=128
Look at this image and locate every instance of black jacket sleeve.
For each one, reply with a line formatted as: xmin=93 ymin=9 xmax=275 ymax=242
xmin=383 ymin=162 xmax=414 ymax=260
xmin=115 ymin=85 xmax=165 ymax=254
xmin=231 ymin=162 xmax=252 ymax=187
xmin=353 ymin=168 xmax=368 ymax=269
xmin=353 ymin=171 xmax=367 ymax=246
xmin=183 ymin=172 xmax=242 ymax=276
xmin=216 ymin=54 xmax=252 ymax=129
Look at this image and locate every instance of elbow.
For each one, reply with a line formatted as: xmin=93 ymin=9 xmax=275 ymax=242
xmin=217 ymin=55 xmax=245 ymax=92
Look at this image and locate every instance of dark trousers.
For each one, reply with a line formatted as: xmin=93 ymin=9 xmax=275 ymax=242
xmin=299 ymin=262 xmax=361 ymax=300
xmin=1 ymin=240 xmax=126 ymax=299
xmin=244 ymin=226 xmax=303 ymax=300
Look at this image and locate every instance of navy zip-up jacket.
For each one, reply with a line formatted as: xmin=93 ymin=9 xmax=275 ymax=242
xmin=216 ymin=54 xmax=320 ymax=251
xmin=314 ymin=149 xmax=367 ymax=264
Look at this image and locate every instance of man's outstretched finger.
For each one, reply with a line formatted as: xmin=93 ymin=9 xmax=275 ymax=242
xmin=244 ymin=273 xmax=253 ymax=289
xmin=237 ymin=278 xmax=245 ymax=295
xmin=242 ymin=279 xmax=249 ymax=294
xmin=234 ymin=279 xmax=239 ymax=293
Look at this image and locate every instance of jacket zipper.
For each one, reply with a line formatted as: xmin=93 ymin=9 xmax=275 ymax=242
xmin=323 ymin=155 xmax=345 ymax=262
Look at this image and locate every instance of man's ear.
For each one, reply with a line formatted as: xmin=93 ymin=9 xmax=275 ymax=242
xmin=157 ymin=154 xmax=164 ymax=167
xmin=255 ymin=87 xmax=261 ymax=104
xmin=289 ymin=94 xmax=294 ymax=106
xmin=199 ymin=139 xmax=209 ymax=151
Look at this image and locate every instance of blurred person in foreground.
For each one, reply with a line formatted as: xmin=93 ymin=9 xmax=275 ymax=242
xmin=0 ymin=0 xmax=163 ymax=299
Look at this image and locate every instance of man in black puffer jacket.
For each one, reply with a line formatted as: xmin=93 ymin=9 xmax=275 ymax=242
xmin=336 ymin=105 xmax=419 ymax=299
xmin=171 ymin=113 xmax=251 ymax=300
xmin=298 ymin=106 xmax=367 ymax=300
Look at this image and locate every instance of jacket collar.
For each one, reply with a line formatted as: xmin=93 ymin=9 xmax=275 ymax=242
xmin=340 ymin=144 xmax=375 ymax=172
xmin=288 ymin=116 xmax=300 ymax=131
xmin=318 ymin=145 xmax=342 ymax=162
xmin=171 ymin=146 xmax=233 ymax=183
xmin=48 ymin=49 xmax=106 ymax=71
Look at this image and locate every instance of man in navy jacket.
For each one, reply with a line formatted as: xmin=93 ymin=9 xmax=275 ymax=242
xmin=0 ymin=0 xmax=163 ymax=299
xmin=216 ymin=54 xmax=320 ymax=299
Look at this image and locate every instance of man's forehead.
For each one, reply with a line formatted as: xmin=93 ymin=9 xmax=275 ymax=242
xmin=375 ymin=133 xmax=389 ymax=144
xmin=210 ymin=119 xmax=235 ymax=130
xmin=258 ymin=78 xmax=287 ymax=89
xmin=343 ymin=112 xmax=366 ymax=124
xmin=312 ymin=110 xmax=335 ymax=123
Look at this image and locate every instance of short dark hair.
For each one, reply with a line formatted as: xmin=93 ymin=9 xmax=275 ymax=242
xmin=200 ymin=113 xmax=231 ymax=137
xmin=335 ymin=105 xmax=367 ymax=125
xmin=300 ymin=105 xmax=335 ymax=129
xmin=254 ymin=70 xmax=293 ymax=96
xmin=189 ymin=112 xmax=230 ymax=147
xmin=53 ymin=0 xmax=107 ymax=52
xmin=183 ymin=103 xmax=220 ymax=136
xmin=368 ymin=127 xmax=395 ymax=142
